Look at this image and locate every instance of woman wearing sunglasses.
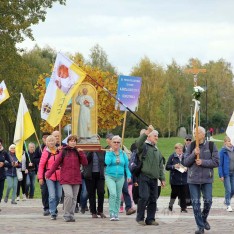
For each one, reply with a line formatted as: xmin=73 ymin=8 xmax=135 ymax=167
xmin=105 ymin=135 xmax=131 ymax=221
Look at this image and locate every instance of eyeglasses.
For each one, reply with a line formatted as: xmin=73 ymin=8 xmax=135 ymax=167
xmin=186 ymin=139 xmax=192 ymax=141
xmin=113 ymin=142 xmax=121 ymax=144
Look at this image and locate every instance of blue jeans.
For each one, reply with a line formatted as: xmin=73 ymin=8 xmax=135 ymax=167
xmin=105 ymin=175 xmax=124 ymax=216
xmin=6 ymin=176 xmax=18 ymax=201
xmin=80 ymin=179 xmax=88 ymax=209
xmin=46 ymin=179 xmax=62 ymax=216
xmin=136 ymin=173 xmax=158 ymax=224
xmin=122 ymin=177 xmax=132 ymax=211
xmin=223 ymin=173 xmax=234 ymax=206
xmin=26 ymin=171 xmax=36 ymax=198
xmin=189 ymin=183 xmax=212 ymax=229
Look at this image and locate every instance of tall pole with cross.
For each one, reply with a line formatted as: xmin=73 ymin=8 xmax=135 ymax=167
xmin=185 ymin=60 xmax=206 ymax=159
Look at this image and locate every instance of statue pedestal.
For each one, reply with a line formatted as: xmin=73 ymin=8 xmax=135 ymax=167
xmin=76 ymin=144 xmax=103 ymax=152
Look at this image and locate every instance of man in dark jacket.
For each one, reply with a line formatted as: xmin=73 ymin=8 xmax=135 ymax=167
xmin=34 ymin=132 xmax=50 ymax=216
xmin=184 ymin=126 xmax=219 ymax=234
xmin=136 ymin=125 xmax=165 ymax=226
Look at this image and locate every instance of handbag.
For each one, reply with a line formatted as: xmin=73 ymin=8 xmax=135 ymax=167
xmin=16 ymin=168 xmax=23 ymax=181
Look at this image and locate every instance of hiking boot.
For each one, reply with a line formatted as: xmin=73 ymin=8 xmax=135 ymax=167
xmin=149 ymin=220 xmax=159 ymax=226
xmin=43 ymin=210 xmax=50 ymax=216
xmin=137 ymin=220 xmax=146 ymax=226
xmin=126 ymin=208 xmax=136 ymax=215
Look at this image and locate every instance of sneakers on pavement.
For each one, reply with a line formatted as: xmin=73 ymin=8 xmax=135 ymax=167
xmin=119 ymin=206 xmax=124 ymax=213
xmin=148 ymin=220 xmax=159 ymax=226
xmin=51 ymin=215 xmax=57 ymax=220
xmin=97 ymin=212 xmax=106 ymax=218
xmin=115 ymin=215 xmax=119 ymax=221
xmin=11 ymin=201 xmax=17 ymax=204
xmin=16 ymin=197 xmax=20 ymax=201
xmin=110 ymin=213 xmax=115 ymax=221
xmin=227 ymin=206 xmax=233 ymax=212
xmin=22 ymin=194 xmax=26 ymax=201
xmin=4 ymin=197 xmax=8 ymax=203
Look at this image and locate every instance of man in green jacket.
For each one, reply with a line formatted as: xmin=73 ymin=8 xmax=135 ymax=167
xmin=136 ymin=125 xmax=165 ymax=226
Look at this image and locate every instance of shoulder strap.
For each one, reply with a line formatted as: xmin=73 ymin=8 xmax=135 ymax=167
xmin=209 ymin=141 xmax=214 ymax=155
xmin=190 ymin=141 xmax=196 ymax=154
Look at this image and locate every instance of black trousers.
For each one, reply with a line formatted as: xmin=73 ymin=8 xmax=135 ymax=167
xmin=85 ymin=172 xmax=105 ymax=214
xmin=40 ymin=182 xmax=49 ymax=211
xmin=169 ymin=184 xmax=187 ymax=210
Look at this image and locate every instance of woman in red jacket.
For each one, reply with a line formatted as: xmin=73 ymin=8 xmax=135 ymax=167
xmin=38 ymin=135 xmax=61 ymax=220
xmin=46 ymin=135 xmax=88 ymax=222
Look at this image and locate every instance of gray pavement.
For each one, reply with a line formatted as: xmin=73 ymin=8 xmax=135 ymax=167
xmin=0 ymin=197 xmax=233 ymax=234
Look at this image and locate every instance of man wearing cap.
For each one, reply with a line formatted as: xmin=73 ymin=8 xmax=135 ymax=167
xmin=136 ymin=125 xmax=165 ymax=226
xmin=183 ymin=134 xmax=192 ymax=153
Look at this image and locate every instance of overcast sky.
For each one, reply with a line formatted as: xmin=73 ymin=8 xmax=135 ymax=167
xmin=19 ymin=0 xmax=234 ymax=74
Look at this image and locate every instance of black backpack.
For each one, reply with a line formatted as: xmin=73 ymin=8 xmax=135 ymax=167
xmin=129 ymin=144 xmax=148 ymax=177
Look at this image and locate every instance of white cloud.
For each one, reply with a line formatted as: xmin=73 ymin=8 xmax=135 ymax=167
xmin=19 ymin=0 xmax=234 ymax=74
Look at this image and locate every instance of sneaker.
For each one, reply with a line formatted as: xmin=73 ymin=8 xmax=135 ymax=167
xmin=11 ymin=201 xmax=17 ymax=204
xmin=115 ymin=215 xmax=119 ymax=221
xmin=63 ymin=217 xmax=75 ymax=222
xmin=22 ymin=194 xmax=26 ymax=201
xmin=227 ymin=206 xmax=233 ymax=212
xmin=126 ymin=208 xmax=136 ymax=215
xmin=168 ymin=205 xmax=173 ymax=211
xmin=43 ymin=210 xmax=50 ymax=216
xmin=4 ymin=197 xmax=8 ymax=203
xmin=181 ymin=209 xmax=188 ymax=213
xmin=119 ymin=206 xmax=124 ymax=213
xmin=110 ymin=213 xmax=115 ymax=221
xmin=16 ymin=196 xmax=20 ymax=201
xmin=137 ymin=220 xmax=146 ymax=226
xmin=51 ymin=215 xmax=57 ymax=220
xmin=97 ymin=212 xmax=106 ymax=218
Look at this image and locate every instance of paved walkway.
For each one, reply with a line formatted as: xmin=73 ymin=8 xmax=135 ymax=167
xmin=0 ymin=197 xmax=233 ymax=234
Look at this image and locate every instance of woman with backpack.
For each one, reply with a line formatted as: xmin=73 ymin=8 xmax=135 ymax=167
xmin=45 ymin=135 xmax=88 ymax=222
xmin=38 ymin=135 xmax=62 ymax=220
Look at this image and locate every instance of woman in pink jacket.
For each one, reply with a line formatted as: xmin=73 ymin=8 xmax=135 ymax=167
xmin=46 ymin=135 xmax=88 ymax=222
xmin=38 ymin=135 xmax=62 ymax=220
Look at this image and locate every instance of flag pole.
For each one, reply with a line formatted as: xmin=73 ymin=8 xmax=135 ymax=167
xmin=86 ymin=74 xmax=149 ymax=127
xmin=121 ymin=111 xmax=127 ymax=149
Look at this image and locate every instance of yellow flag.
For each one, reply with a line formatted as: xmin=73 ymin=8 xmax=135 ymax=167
xmin=41 ymin=52 xmax=86 ymax=127
xmin=0 ymin=80 xmax=10 ymax=105
xmin=13 ymin=93 xmax=35 ymax=161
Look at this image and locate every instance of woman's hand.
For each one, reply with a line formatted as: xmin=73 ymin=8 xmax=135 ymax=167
xmin=39 ymin=179 xmax=44 ymax=185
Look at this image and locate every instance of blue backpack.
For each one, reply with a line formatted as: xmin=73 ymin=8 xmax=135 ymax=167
xmin=129 ymin=144 xmax=148 ymax=177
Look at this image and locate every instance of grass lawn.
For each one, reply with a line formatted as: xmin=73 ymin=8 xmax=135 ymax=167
xmin=4 ymin=134 xmax=226 ymax=199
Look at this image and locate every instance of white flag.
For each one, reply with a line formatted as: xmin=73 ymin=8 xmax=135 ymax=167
xmin=226 ymin=111 xmax=234 ymax=145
